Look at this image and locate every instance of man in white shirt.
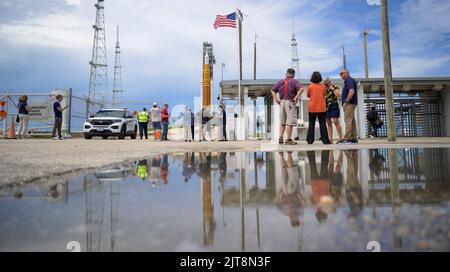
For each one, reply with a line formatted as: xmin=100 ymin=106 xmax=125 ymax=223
xmin=182 ymin=106 xmax=193 ymax=142
xmin=150 ymin=103 xmax=162 ymax=140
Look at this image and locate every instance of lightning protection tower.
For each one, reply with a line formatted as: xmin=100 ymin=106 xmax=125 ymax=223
xmin=87 ymin=0 xmax=108 ymax=118
xmin=112 ymin=25 xmax=123 ymax=108
xmin=291 ymin=19 xmax=300 ymax=74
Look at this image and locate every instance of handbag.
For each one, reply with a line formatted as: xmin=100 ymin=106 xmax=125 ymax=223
xmin=375 ymin=118 xmax=383 ymax=128
xmin=16 ymin=115 xmax=20 ymax=123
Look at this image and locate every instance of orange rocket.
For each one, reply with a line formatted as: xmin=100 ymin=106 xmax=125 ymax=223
xmin=202 ymin=53 xmax=212 ymax=107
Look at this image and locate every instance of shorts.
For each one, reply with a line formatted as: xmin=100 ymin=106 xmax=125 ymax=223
xmin=326 ymin=103 xmax=340 ymax=119
xmin=280 ymin=99 xmax=297 ymax=126
xmin=152 ymin=121 xmax=162 ymax=130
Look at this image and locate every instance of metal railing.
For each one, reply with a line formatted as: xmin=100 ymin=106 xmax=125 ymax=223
xmin=0 ymin=89 xmax=104 ymax=137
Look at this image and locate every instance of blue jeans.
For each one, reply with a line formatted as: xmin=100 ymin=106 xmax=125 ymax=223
xmin=162 ymin=121 xmax=169 ymax=140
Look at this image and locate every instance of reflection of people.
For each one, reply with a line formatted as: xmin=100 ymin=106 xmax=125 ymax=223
xmin=345 ymin=150 xmax=363 ymax=218
xmin=160 ymin=154 xmax=169 ymax=185
xmin=369 ymin=149 xmax=386 ymax=178
xmin=149 ymin=155 xmax=161 ymax=187
xmin=218 ymin=152 xmax=227 ymax=184
xmin=329 ymin=151 xmax=344 ymax=206
xmin=275 ymin=152 xmax=306 ymax=228
xmin=307 ymin=151 xmax=333 ymax=223
xmin=196 ymin=153 xmax=211 ymax=179
xmin=182 ymin=153 xmax=195 ymax=183
xmin=136 ymin=159 xmax=149 ymax=181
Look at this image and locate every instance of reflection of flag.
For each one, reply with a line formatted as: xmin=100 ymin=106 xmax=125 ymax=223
xmin=214 ymin=12 xmax=237 ymax=29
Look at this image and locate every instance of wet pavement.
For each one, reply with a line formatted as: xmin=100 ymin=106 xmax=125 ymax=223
xmin=0 ymin=148 xmax=449 ymax=252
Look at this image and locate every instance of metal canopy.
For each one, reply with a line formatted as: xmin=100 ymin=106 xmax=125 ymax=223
xmin=220 ymin=77 xmax=450 ymax=99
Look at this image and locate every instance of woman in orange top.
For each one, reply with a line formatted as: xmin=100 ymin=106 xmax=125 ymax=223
xmin=307 ymin=72 xmax=331 ymax=145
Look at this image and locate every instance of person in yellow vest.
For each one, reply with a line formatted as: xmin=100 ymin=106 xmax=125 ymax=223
xmin=136 ymin=159 xmax=149 ymax=181
xmin=138 ymin=108 xmax=149 ymax=140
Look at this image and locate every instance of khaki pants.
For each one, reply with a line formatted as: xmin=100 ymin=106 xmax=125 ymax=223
xmin=343 ymin=104 xmax=357 ymax=140
xmin=183 ymin=124 xmax=192 ymax=141
xmin=18 ymin=114 xmax=30 ymax=137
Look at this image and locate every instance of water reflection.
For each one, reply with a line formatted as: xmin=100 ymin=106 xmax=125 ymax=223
xmin=0 ymin=148 xmax=449 ymax=252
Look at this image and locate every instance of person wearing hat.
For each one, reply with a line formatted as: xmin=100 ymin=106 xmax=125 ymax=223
xmin=138 ymin=107 xmax=149 ymax=140
xmin=150 ymin=103 xmax=162 ymax=140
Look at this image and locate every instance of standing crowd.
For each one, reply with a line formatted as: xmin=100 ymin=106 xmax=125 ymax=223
xmin=13 ymin=67 xmax=382 ymax=143
xmin=135 ymin=102 xmax=229 ymax=142
xmin=272 ymin=68 xmax=380 ymax=145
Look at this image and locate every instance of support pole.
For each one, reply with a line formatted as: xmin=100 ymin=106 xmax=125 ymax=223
xmin=364 ymin=30 xmax=369 ymax=79
xmin=381 ymin=0 xmax=396 ymax=142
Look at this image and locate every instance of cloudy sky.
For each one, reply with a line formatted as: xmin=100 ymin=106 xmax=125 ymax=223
xmin=0 ymin=0 xmax=449 ymax=110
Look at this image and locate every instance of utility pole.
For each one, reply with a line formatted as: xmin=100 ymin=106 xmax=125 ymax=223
xmin=364 ymin=30 xmax=369 ymax=79
xmin=381 ymin=0 xmax=396 ymax=142
xmin=112 ymin=25 xmax=123 ymax=108
xmin=253 ymin=33 xmax=257 ymax=80
xmin=87 ymin=0 xmax=108 ymax=117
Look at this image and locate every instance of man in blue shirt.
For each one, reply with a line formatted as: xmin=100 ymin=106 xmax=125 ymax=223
xmin=52 ymin=95 xmax=68 ymax=140
xmin=339 ymin=69 xmax=358 ymax=144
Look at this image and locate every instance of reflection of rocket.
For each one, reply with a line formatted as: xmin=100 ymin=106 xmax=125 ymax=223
xmin=200 ymin=154 xmax=215 ymax=247
xmin=202 ymin=53 xmax=212 ymax=107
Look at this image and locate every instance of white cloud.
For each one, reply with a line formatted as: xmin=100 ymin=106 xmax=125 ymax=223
xmin=66 ymin=0 xmax=81 ymax=6
xmin=0 ymin=0 xmax=448 ymax=103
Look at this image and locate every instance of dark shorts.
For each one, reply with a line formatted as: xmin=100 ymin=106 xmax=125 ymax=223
xmin=152 ymin=121 xmax=162 ymax=130
xmin=326 ymin=103 xmax=340 ymax=119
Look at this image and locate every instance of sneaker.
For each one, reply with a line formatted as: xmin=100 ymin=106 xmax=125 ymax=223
xmin=285 ymin=139 xmax=297 ymax=145
xmin=279 ymin=137 xmax=284 ymax=144
xmin=59 ymin=137 xmax=65 ymax=140
xmin=350 ymin=138 xmax=359 ymax=144
xmin=369 ymin=135 xmax=374 ymax=140
xmin=52 ymin=137 xmax=59 ymax=140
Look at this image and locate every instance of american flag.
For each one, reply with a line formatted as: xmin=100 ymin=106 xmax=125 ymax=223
xmin=214 ymin=12 xmax=237 ymax=29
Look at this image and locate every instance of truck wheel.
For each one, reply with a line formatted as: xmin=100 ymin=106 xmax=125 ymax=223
xmin=84 ymin=134 xmax=93 ymax=140
xmin=102 ymin=136 xmax=108 ymax=139
xmin=130 ymin=126 xmax=137 ymax=139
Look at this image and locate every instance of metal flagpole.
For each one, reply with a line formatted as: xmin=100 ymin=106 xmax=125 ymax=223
xmin=237 ymin=9 xmax=243 ymax=126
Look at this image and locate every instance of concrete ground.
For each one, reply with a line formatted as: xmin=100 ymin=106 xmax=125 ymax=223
xmin=1 ymin=137 xmax=450 ymax=187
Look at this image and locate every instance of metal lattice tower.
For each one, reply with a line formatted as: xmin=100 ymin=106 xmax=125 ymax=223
xmin=112 ymin=25 xmax=123 ymax=108
xmin=87 ymin=0 xmax=108 ymax=117
xmin=291 ymin=20 xmax=300 ymax=73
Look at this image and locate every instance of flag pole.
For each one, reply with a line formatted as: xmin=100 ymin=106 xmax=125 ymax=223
xmin=236 ymin=9 xmax=243 ymax=137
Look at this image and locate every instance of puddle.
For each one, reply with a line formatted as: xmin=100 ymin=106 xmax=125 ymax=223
xmin=0 ymin=148 xmax=449 ymax=252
